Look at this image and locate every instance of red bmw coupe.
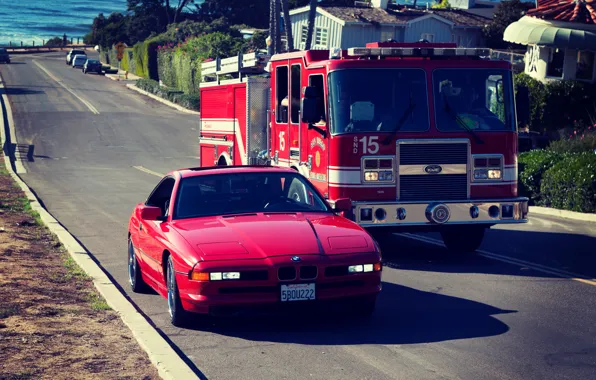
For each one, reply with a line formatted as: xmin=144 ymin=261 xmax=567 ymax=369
xmin=127 ymin=166 xmax=382 ymax=326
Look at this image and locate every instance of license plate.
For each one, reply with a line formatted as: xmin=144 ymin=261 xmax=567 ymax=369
xmin=280 ymin=283 xmax=315 ymax=302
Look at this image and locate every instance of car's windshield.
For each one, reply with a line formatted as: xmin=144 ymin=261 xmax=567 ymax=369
xmin=72 ymin=50 xmax=85 ymax=55
xmin=433 ymin=69 xmax=515 ymax=132
xmin=328 ymin=68 xmax=429 ymax=134
xmin=174 ymin=172 xmax=331 ymax=219
xmin=87 ymin=60 xmax=99 ymax=64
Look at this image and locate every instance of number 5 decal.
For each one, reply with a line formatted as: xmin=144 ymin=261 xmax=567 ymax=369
xmin=279 ymin=131 xmax=286 ymax=151
xmin=359 ymin=136 xmax=379 ymax=154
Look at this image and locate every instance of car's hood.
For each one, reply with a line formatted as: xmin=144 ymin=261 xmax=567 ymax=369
xmin=170 ymin=213 xmax=376 ymax=261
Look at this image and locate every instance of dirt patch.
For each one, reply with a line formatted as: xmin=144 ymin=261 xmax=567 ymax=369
xmin=0 ymin=162 xmax=159 ymax=379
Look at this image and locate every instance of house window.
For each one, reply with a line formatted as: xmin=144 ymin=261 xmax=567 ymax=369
xmin=301 ymin=25 xmax=308 ymax=46
xmin=547 ymin=48 xmax=565 ymax=78
xmin=421 ymin=33 xmax=434 ymax=42
xmin=315 ymin=27 xmax=328 ymax=48
xmin=381 ymin=30 xmax=394 ymax=42
xmin=576 ymin=50 xmax=595 ymax=80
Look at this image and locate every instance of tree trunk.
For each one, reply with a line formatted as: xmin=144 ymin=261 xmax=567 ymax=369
xmin=165 ymin=0 xmax=172 ymax=24
xmin=304 ymin=0 xmax=317 ymax=50
xmin=280 ymin=0 xmax=294 ymax=52
xmin=268 ymin=0 xmax=275 ymax=55
xmin=274 ymin=0 xmax=282 ymax=54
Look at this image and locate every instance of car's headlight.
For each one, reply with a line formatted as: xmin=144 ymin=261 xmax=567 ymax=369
xmin=348 ymin=263 xmax=382 ymax=273
xmin=364 ymin=171 xmax=378 ymax=181
xmin=209 ymin=272 xmax=240 ymax=281
xmin=474 ymin=169 xmax=502 ymax=180
xmin=364 ymin=170 xmax=392 ymax=182
xmin=488 ymin=169 xmax=502 ymax=179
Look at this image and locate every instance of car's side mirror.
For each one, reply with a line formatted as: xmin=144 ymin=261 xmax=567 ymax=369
xmin=140 ymin=205 xmax=164 ymax=221
xmin=301 ymin=97 xmax=319 ymax=124
xmin=333 ymin=198 xmax=352 ymax=213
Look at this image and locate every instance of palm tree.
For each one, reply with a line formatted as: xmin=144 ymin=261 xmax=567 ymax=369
xmin=304 ymin=0 xmax=317 ymax=50
xmin=280 ymin=0 xmax=294 ymax=52
xmin=268 ymin=0 xmax=275 ymax=55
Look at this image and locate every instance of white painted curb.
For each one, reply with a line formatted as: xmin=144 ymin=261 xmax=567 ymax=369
xmin=530 ymin=206 xmax=596 ymax=223
xmin=0 ymin=74 xmax=200 ymax=380
xmin=126 ymin=84 xmax=201 ymax=115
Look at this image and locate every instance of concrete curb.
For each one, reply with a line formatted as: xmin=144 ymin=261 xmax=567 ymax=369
xmin=530 ymin=206 xmax=596 ymax=223
xmin=126 ymin=84 xmax=201 ymax=115
xmin=0 ymin=75 xmax=200 ymax=380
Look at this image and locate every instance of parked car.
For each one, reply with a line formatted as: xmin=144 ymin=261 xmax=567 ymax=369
xmin=83 ymin=59 xmax=102 ymax=74
xmin=0 ymin=48 xmax=10 ymax=64
xmin=66 ymin=49 xmax=86 ymax=65
xmin=71 ymin=54 xmax=86 ymax=68
xmin=127 ymin=166 xmax=382 ymax=327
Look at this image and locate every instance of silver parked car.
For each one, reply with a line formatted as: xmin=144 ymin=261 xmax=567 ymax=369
xmin=71 ymin=54 xmax=87 ymax=68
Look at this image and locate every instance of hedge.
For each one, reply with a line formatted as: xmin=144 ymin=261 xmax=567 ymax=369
xmin=514 ymin=73 xmax=596 ymax=133
xmin=135 ymin=79 xmax=200 ymax=111
xmin=518 ymin=150 xmax=564 ymax=204
xmin=541 ymin=152 xmax=596 ymax=213
xmin=157 ymin=49 xmax=201 ymax=94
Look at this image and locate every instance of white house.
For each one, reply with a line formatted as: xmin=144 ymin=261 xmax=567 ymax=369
xmin=285 ymin=0 xmax=491 ymax=50
xmin=504 ymin=0 xmax=596 ymax=83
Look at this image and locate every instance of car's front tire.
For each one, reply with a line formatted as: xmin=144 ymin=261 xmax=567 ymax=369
xmin=128 ymin=239 xmax=149 ymax=293
xmin=440 ymin=226 xmax=485 ymax=253
xmin=167 ymin=255 xmax=190 ymax=327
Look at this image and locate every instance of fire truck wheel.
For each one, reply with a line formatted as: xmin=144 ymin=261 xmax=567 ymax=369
xmin=440 ymin=227 xmax=485 ymax=253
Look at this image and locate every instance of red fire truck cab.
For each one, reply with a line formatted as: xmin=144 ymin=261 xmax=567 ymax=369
xmin=198 ymin=42 xmax=531 ymax=253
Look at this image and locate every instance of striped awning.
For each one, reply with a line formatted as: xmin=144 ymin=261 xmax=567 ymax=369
xmin=504 ymin=16 xmax=596 ymax=50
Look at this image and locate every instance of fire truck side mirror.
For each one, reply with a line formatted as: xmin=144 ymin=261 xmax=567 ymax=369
xmin=301 ymin=97 xmax=319 ymax=124
xmin=333 ymin=198 xmax=352 ymax=213
xmin=516 ymin=85 xmax=531 ymax=126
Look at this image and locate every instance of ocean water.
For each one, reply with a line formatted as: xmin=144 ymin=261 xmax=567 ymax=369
xmin=0 ymin=0 xmax=128 ymax=45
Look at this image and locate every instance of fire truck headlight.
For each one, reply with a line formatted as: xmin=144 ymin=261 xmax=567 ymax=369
xmin=488 ymin=169 xmax=502 ymax=179
xmin=474 ymin=169 xmax=488 ymax=180
xmin=364 ymin=171 xmax=379 ymax=181
xmin=378 ymin=171 xmax=393 ymax=181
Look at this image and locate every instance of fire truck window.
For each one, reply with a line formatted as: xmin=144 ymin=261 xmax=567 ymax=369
xmin=433 ymin=69 xmax=514 ymax=132
xmin=308 ymin=75 xmax=326 ymax=123
xmin=276 ymin=66 xmax=289 ymax=123
xmin=291 ymin=65 xmax=301 ymax=124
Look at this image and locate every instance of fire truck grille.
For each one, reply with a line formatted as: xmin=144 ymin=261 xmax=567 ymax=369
xmin=398 ymin=142 xmax=469 ymax=201
xmin=399 ymin=143 xmax=468 ymax=165
xmin=400 ymin=175 xmax=468 ymax=201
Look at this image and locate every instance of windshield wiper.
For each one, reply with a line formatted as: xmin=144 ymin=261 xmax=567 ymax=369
xmin=382 ymin=92 xmax=416 ymax=145
xmin=442 ymin=96 xmax=484 ymax=144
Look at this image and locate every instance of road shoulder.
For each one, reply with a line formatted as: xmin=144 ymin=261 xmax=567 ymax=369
xmin=1 ymin=72 xmax=200 ymax=380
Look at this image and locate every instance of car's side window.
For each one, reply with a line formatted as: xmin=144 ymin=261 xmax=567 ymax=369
xmin=146 ymin=177 xmax=176 ymax=217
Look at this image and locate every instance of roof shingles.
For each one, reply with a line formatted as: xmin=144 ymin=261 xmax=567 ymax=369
xmin=319 ymin=5 xmax=490 ymax=27
xmin=527 ymin=0 xmax=596 ymax=25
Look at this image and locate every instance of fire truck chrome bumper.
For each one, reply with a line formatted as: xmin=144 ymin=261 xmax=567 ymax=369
xmin=352 ymin=198 xmax=529 ymax=227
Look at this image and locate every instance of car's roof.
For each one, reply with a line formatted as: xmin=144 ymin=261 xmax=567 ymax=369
xmin=172 ymin=165 xmax=297 ymax=179
xmin=74 ymin=55 xmax=86 ymax=58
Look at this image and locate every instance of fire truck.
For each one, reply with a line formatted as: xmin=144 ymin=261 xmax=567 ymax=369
xmin=197 ymin=42 xmax=531 ymax=252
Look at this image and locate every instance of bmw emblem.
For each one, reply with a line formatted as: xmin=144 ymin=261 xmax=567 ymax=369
xmin=291 ymin=256 xmax=301 ymax=262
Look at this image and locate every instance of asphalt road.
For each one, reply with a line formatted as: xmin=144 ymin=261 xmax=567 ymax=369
xmin=2 ymin=52 xmax=596 ymax=380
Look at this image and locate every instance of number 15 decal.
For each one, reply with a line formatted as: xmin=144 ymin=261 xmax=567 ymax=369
xmin=358 ymin=136 xmax=379 ymax=154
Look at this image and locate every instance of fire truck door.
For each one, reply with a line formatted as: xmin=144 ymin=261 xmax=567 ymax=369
xmin=272 ymin=63 xmax=290 ymax=165
xmin=289 ymin=64 xmax=301 ymax=163
xmin=305 ymin=74 xmax=329 ymax=198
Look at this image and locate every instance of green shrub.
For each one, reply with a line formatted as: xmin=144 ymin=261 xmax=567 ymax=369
xmin=174 ymin=94 xmax=200 ymax=111
xmin=541 ymin=152 xmax=596 ymax=213
xmin=548 ymin=132 xmax=596 ymax=154
xmin=136 ymin=78 xmax=160 ymax=93
xmin=518 ymin=150 xmax=564 ymax=204
xmin=135 ymin=79 xmax=199 ymax=111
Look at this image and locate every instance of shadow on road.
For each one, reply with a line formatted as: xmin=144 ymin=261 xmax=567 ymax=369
xmin=3 ymin=87 xmax=43 ymax=95
xmin=186 ymin=282 xmax=514 ymax=345
xmin=3 ymin=61 xmax=26 ymax=65
xmin=379 ymin=230 xmax=596 ymax=280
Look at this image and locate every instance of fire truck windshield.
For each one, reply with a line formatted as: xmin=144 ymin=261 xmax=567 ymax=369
xmin=433 ymin=69 xmax=515 ymax=132
xmin=328 ymin=69 xmax=429 ymax=134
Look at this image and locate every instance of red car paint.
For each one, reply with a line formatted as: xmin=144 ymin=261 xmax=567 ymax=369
xmin=128 ymin=166 xmax=382 ymax=315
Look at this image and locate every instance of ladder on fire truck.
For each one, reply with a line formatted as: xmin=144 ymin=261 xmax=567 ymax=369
xmin=201 ymin=51 xmax=271 ymax=85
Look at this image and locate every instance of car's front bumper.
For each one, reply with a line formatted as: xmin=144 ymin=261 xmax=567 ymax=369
xmin=177 ymin=254 xmax=382 ymax=315
xmin=352 ymin=197 xmax=529 ymax=227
